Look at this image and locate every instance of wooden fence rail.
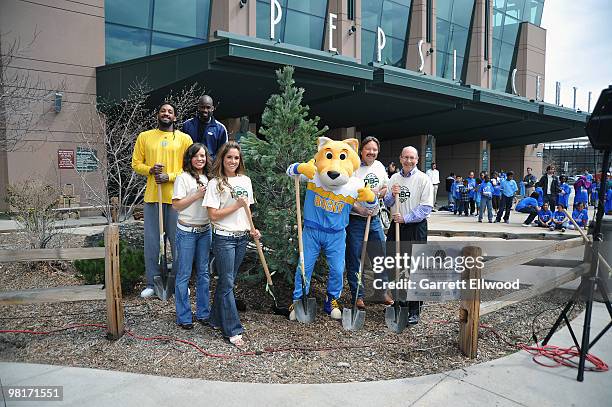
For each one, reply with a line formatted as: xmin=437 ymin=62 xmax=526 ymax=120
xmin=459 ymin=237 xmax=592 ymax=358
xmin=0 ymin=225 xmax=124 ymax=339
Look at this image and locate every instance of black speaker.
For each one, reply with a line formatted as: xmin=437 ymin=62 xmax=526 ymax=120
xmin=586 ymin=85 xmax=612 ymax=150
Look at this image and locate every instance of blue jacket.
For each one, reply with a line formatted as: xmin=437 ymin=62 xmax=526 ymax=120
xmin=501 ymin=179 xmax=518 ymax=197
xmin=516 ymin=197 xmax=538 ymax=211
xmin=606 ymin=189 xmax=612 ymax=213
xmin=557 ymin=183 xmax=571 ymax=209
xmin=467 ymin=177 xmax=476 ymax=199
xmin=182 ymin=117 xmax=228 ymax=160
xmin=535 ymin=187 xmax=544 ymax=206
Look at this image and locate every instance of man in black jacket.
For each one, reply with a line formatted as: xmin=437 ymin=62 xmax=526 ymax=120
xmin=538 ymin=165 xmax=559 ymax=208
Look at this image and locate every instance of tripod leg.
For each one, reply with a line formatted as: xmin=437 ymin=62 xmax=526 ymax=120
xmin=542 ymin=278 xmax=586 ymax=345
xmin=577 ymin=275 xmax=596 ymax=382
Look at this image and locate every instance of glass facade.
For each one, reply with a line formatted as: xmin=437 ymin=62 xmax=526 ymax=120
xmin=491 ymin=0 xmax=544 ymax=91
xmin=105 ymin=0 xmax=211 ymax=64
xmin=256 ymin=0 xmax=329 ymax=49
xmin=361 ymin=0 xmax=412 ymax=67
xmin=436 ymin=0 xmax=475 ymax=80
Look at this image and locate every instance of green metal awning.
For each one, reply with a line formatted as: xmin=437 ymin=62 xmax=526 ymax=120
xmin=96 ymin=32 xmax=588 ymax=147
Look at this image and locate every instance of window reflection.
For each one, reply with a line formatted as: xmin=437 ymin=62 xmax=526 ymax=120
xmin=436 ymin=0 xmax=474 ymax=80
xmin=104 ymin=0 xmax=211 ymax=64
xmin=105 ymin=23 xmax=150 ymax=64
xmin=256 ymin=0 xmax=328 ymax=50
xmin=361 ymin=0 xmax=412 ymax=67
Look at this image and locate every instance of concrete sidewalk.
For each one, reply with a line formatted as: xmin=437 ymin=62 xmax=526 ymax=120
xmin=2 ymin=303 xmax=610 ymax=407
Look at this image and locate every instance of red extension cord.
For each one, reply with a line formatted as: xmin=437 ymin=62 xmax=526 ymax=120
xmin=0 ymin=322 xmax=608 ymax=372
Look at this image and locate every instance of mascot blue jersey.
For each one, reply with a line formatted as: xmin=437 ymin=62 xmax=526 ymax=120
xmin=287 ymin=163 xmax=376 ymax=233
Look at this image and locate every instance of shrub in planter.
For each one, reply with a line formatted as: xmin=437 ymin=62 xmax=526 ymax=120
xmin=74 ymin=239 xmax=144 ymax=294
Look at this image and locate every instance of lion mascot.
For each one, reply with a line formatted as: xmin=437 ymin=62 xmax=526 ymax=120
xmin=286 ymin=137 xmax=376 ymax=320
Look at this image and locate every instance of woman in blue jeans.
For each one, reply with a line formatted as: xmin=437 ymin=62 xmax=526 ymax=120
xmin=203 ymin=141 xmax=260 ymax=349
xmin=172 ymin=143 xmax=212 ymax=330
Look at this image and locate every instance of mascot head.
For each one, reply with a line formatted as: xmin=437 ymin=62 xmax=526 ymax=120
xmin=314 ymin=137 xmax=360 ymax=187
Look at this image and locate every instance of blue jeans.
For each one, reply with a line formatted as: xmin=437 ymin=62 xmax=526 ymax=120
xmin=210 ymin=234 xmax=248 ymax=338
xmin=143 ymin=202 xmax=177 ymax=288
xmin=479 ymin=196 xmax=493 ymax=221
xmin=345 ymin=215 xmax=386 ymax=301
xmin=174 ymin=226 xmax=212 ymax=325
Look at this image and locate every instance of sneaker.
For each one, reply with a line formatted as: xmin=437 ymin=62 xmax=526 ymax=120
xmin=488 ymin=219 xmax=493 ymax=223
xmin=504 ymin=220 xmax=510 ymax=224
xmin=288 ymin=302 xmax=296 ymax=321
xmin=229 ymin=334 xmax=246 ymax=349
xmin=324 ymin=295 xmax=342 ymax=320
xmin=478 ymin=219 xmax=482 ymax=223
xmin=140 ymin=287 xmax=154 ymax=298
xmin=177 ymin=323 xmax=193 ymax=330
xmin=561 ymin=227 xmax=566 ymax=232
xmin=522 ymin=223 xmax=530 ymax=227
xmin=549 ymin=226 xmax=555 ymax=231
xmin=407 ymin=313 xmax=420 ymax=325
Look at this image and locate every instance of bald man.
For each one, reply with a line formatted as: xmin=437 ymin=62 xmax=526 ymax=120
xmin=383 ymin=146 xmax=434 ymax=325
xmin=182 ymin=95 xmax=228 ymax=160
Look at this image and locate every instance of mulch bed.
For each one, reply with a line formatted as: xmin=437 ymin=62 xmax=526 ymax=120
xmin=0 ymin=229 xmax=586 ymax=384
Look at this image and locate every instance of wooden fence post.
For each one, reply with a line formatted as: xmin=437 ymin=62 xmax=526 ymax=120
xmin=104 ymin=224 xmax=124 ymax=339
xmin=459 ymin=246 xmax=482 ymax=358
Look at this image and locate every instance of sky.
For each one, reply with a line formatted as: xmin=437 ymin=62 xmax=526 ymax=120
xmin=541 ymin=0 xmax=612 ymax=112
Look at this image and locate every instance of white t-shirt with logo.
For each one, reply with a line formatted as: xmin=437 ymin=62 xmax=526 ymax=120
xmin=389 ymin=169 xmax=434 ymax=217
xmin=172 ymin=172 xmax=209 ymax=225
xmin=202 ymin=175 xmax=254 ymax=232
xmin=352 ymin=160 xmax=389 ymax=217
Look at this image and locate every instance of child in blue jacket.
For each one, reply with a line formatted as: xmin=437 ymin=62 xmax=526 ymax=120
xmin=550 ymin=204 xmax=569 ymax=232
xmin=557 ymin=175 xmax=571 ymax=210
xmin=569 ymin=202 xmax=588 ymax=230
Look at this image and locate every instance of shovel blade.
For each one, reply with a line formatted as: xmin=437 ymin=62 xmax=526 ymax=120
xmin=342 ymin=307 xmax=366 ymax=331
xmin=385 ymin=305 xmax=409 ymax=333
xmin=293 ymin=298 xmax=317 ymax=323
xmin=153 ymin=272 xmax=175 ymax=302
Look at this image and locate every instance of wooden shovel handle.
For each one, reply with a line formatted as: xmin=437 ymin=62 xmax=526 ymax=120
xmin=295 ymin=176 xmax=306 ymax=277
xmin=158 ymin=186 xmax=164 ymax=237
xmin=394 ymin=196 xmax=400 ymax=279
xmin=243 ymin=204 xmax=274 ymax=286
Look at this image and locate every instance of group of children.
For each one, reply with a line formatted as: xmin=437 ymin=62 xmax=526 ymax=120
xmin=447 ymin=170 xmax=612 ymax=230
xmin=448 ymin=170 xmax=519 ymax=224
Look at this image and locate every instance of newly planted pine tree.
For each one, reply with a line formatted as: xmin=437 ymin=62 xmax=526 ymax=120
xmin=241 ymin=66 xmax=328 ymax=281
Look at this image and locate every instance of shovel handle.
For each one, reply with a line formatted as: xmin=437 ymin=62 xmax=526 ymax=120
xmin=243 ymin=204 xmax=274 ymax=287
xmin=393 ymin=196 xmax=400 ymax=281
xmin=295 ymin=176 xmax=307 ymax=279
xmin=158 ymin=186 xmax=165 ymax=238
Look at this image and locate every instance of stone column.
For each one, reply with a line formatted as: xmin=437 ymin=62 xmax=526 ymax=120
xmin=405 ymin=0 xmax=436 ymax=75
xmin=208 ymin=0 xmax=256 ymax=41
xmin=515 ymin=22 xmax=546 ymax=100
xmin=464 ymin=0 xmax=492 ymax=88
xmin=324 ymin=0 xmax=362 ymax=61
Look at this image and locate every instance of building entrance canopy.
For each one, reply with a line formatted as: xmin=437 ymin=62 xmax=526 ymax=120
xmin=97 ymin=32 xmax=588 ymax=148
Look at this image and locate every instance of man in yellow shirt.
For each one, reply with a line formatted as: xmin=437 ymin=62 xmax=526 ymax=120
xmin=132 ymin=103 xmax=193 ymax=298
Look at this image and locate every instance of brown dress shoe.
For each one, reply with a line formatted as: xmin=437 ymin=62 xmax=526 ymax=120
xmin=383 ymin=294 xmax=395 ymax=306
xmin=356 ymin=298 xmax=366 ymax=310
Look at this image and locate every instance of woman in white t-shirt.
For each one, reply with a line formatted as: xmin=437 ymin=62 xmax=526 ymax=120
xmin=202 ymin=141 xmax=260 ymax=349
xmin=172 ymin=143 xmax=212 ymax=330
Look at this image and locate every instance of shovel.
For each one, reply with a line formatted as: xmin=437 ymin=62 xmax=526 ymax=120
xmin=342 ymin=215 xmax=371 ymax=331
xmin=385 ymin=200 xmax=409 ymax=333
xmin=293 ymin=176 xmax=317 ymax=323
xmin=244 ymin=204 xmax=290 ymax=317
xmin=153 ymin=185 xmax=175 ymax=301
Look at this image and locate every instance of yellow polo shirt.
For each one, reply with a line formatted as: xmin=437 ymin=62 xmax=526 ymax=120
xmin=131 ymin=128 xmax=193 ymax=204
